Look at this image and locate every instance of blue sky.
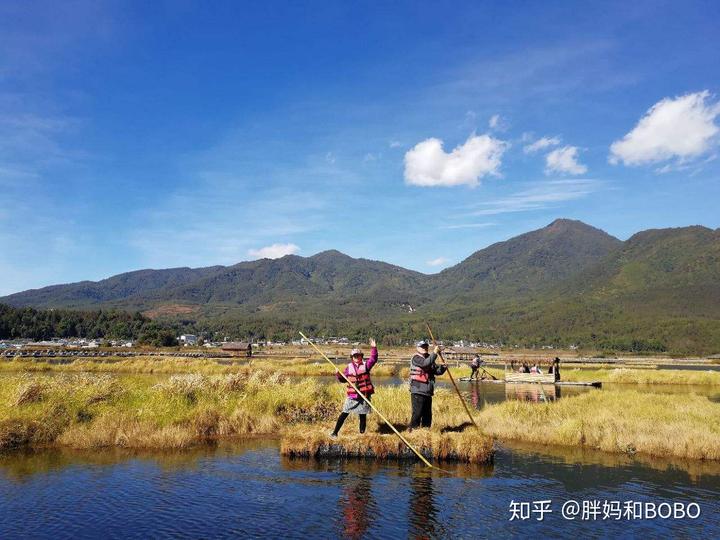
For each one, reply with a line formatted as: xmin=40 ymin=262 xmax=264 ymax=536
xmin=1 ymin=0 xmax=719 ymax=295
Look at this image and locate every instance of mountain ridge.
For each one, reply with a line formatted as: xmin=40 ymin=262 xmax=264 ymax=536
xmin=2 ymin=219 xmax=719 ymax=353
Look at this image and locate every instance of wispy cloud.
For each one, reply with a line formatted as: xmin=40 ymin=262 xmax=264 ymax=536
xmin=488 ymin=114 xmax=508 ymax=131
xmin=426 ymin=257 xmax=449 ymax=267
xmin=463 ymin=179 xmax=601 ymax=216
xmin=434 ymin=40 xmax=638 ymax=106
xmin=440 ymin=222 xmax=496 ymax=230
xmin=128 ymin=184 xmax=324 ymax=268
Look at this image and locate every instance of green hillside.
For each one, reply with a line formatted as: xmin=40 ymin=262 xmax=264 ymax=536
xmin=2 ymin=220 xmax=719 ymax=354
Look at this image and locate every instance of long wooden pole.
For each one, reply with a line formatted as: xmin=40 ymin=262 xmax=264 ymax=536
xmin=424 ymin=323 xmax=477 ymax=428
xmin=299 ymin=332 xmax=436 ymax=469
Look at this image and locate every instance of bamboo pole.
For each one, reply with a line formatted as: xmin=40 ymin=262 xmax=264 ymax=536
xmin=298 ymin=332 xmax=437 ymax=470
xmin=425 ymin=323 xmax=477 ymax=428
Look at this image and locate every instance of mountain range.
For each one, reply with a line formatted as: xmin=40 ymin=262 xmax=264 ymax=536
xmin=3 ymin=219 xmax=719 ymax=353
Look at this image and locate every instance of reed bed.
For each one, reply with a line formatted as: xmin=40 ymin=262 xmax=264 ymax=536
xmin=559 ymin=367 xmax=720 ymax=385
xmin=4 ymin=356 xmax=719 ymax=386
xmin=0 ymin=371 xmax=334 ymax=451
xmin=2 ymin=369 xmax=719 ymax=464
xmin=477 ymin=390 xmax=720 ymax=461
xmin=0 ymin=356 xmax=406 ymax=377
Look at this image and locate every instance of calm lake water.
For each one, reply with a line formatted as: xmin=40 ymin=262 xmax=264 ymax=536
xmin=1 ymin=439 xmax=719 ymax=539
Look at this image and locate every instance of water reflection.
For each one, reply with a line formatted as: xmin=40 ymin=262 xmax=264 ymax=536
xmin=0 ymin=440 xmax=275 ymax=483
xmin=502 ymin=440 xmax=720 ymax=483
xmin=408 ymin=472 xmax=443 ymax=539
xmin=338 ymin=471 xmax=375 ymax=540
xmin=505 ymin=383 xmax=560 ymax=402
xmin=465 ymin=379 xmax=575 ymax=407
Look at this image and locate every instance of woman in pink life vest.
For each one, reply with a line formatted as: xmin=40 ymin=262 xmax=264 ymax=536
xmin=330 ymin=338 xmax=378 ymax=438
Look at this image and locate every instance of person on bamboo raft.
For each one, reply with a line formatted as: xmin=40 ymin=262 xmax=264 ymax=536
xmin=330 ymin=338 xmax=378 ymax=438
xmin=408 ymin=339 xmax=446 ymax=430
xmin=469 ymin=355 xmax=482 ymax=380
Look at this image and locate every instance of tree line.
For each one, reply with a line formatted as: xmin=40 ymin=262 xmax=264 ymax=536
xmin=0 ymin=304 xmax=178 ymax=347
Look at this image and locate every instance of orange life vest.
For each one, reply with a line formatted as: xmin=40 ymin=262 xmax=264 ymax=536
xmin=410 ymin=354 xmax=431 ymax=383
xmin=346 ymin=360 xmax=374 ymax=396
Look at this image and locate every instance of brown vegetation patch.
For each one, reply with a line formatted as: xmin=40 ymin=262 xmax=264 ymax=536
xmin=142 ymin=304 xmax=199 ymax=319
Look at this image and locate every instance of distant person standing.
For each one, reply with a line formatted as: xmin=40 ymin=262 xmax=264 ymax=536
xmin=408 ymin=339 xmax=446 ymax=430
xmin=550 ymin=357 xmax=561 ymax=381
xmin=469 ymin=355 xmax=482 ymax=380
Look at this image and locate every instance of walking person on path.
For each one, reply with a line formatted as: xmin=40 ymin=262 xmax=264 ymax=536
xmin=408 ymin=339 xmax=446 ymax=430
xmin=330 ymin=339 xmax=378 ymax=438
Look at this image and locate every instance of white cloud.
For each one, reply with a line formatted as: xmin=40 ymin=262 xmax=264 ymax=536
xmin=609 ymin=90 xmax=720 ymax=166
xmin=545 ymin=146 xmax=587 ymax=175
xmin=248 ymin=243 xmax=300 ymax=259
xmin=523 ymin=136 xmax=561 ymax=154
xmin=427 ymin=257 xmax=449 ymax=267
xmin=488 ymin=114 xmax=500 ymax=128
xmin=404 ymin=134 xmax=507 ymax=187
xmin=363 ymin=152 xmax=379 ymax=162
xmin=389 ymin=140 xmax=403 ymax=148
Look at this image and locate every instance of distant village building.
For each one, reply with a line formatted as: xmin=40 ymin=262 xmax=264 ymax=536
xmin=221 ymin=342 xmax=252 ymax=357
xmin=444 ymin=346 xmax=483 ymax=361
xmin=179 ymin=334 xmax=198 ymax=346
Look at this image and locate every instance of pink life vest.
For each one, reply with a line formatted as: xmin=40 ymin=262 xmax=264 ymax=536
xmin=345 ymin=360 xmax=374 ymax=396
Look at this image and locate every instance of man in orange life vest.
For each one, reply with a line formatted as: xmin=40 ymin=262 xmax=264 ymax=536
xmin=409 ymin=339 xmax=446 ymax=430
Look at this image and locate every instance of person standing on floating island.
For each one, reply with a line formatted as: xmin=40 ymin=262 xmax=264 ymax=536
xmin=408 ymin=339 xmax=446 ymax=430
xmin=330 ymin=339 xmax=378 ymax=438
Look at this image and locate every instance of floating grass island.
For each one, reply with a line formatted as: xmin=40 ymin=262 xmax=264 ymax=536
xmin=281 ymin=427 xmax=494 ymax=464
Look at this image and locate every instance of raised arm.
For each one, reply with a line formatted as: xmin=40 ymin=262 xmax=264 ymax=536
xmin=366 ymin=338 xmax=378 ymax=370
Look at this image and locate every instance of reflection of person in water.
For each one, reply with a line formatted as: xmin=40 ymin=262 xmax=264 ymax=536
xmin=409 ymin=473 xmax=442 ymax=539
xmin=339 ymin=473 xmax=374 ymax=540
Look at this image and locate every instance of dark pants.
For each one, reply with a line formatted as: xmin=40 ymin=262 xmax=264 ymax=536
xmin=470 ymin=366 xmax=478 ymax=379
xmin=410 ymin=393 xmax=433 ymax=429
xmin=333 ymin=412 xmax=366 ymax=435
